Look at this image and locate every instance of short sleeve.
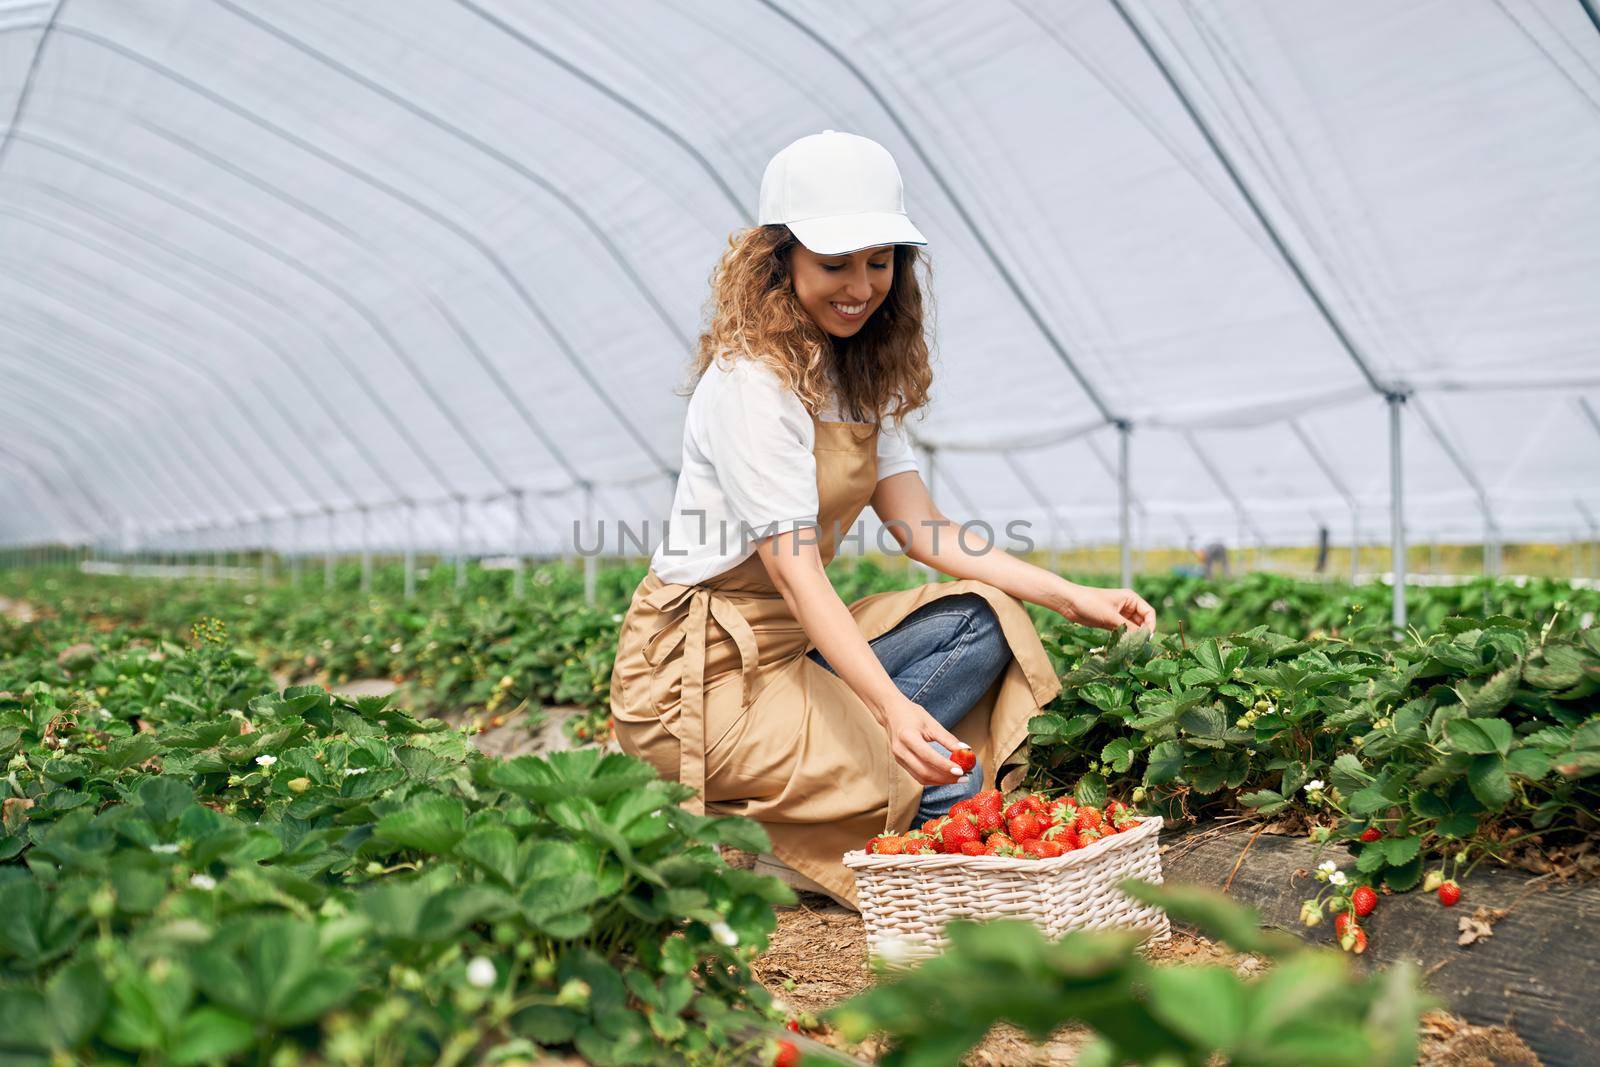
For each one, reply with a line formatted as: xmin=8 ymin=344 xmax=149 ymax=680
xmin=876 ymin=419 xmax=920 ymax=481
xmin=701 ymin=362 xmax=820 ymax=534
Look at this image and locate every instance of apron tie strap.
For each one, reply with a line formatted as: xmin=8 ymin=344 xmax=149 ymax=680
xmin=640 ymin=580 xmax=761 ymax=815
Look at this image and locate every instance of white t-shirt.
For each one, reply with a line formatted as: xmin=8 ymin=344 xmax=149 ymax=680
xmin=649 ymin=356 xmax=921 ymax=585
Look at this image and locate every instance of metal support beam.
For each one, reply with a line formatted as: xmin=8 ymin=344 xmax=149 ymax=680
xmin=1388 ymin=395 xmax=1407 ymax=632
xmin=512 ymin=489 xmax=527 ymax=599
xmin=581 ymin=483 xmax=597 ymax=606
xmin=454 ymin=496 xmax=467 ymax=593
xmin=404 ymin=502 xmax=417 ymax=601
xmin=1118 ymin=423 xmax=1132 ymax=589
xmin=360 ymin=506 xmax=372 ymax=594
xmin=1411 ymin=400 xmax=1501 ymax=577
xmin=1576 ymin=499 xmax=1599 ymax=581
xmin=1182 ymin=430 xmax=1269 ymax=548
xmin=324 ymin=508 xmax=335 ymax=591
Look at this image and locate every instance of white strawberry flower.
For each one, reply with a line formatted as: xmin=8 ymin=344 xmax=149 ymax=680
xmin=1318 ymin=860 xmax=1338 ymax=873
xmin=189 ymin=873 xmax=217 ymax=890
xmin=150 ymin=843 xmax=180 ymax=854
xmin=1328 ymin=870 xmax=1348 ymax=887
xmin=1303 ymin=779 xmax=1326 ymax=793
xmin=709 ymin=920 xmax=739 ymax=947
xmin=466 ymin=956 xmax=497 ymax=989
xmin=255 ymin=754 xmax=277 ymax=767
xmin=343 ymin=767 xmax=369 ymax=777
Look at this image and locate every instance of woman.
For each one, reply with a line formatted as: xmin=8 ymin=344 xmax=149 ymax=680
xmin=610 ymin=130 xmax=1156 ymax=909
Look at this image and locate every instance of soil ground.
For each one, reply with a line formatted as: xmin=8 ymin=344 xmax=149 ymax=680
xmin=729 ymin=861 xmax=1542 ymax=1067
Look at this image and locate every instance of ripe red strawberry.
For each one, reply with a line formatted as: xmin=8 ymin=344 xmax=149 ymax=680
xmin=1007 ymin=810 xmax=1048 ymax=842
xmin=1437 ymin=881 xmax=1462 ymax=908
xmin=987 ymin=832 xmax=1016 ymax=852
xmin=785 ymin=1019 xmax=800 ymax=1033
xmin=1023 ymin=838 xmax=1067 ymax=858
xmin=1073 ymin=807 xmax=1105 ymax=834
xmin=920 ymin=816 xmax=949 ymax=838
xmin=1076 ymin=824 xmax=1105 ymax=847
xmin=866 ymin=835 xmax=905 ymax=855
xmin=1004 ymin=794 xmax=1048 ymax=820
xmin=1351 ymin=886 xmax=1378 ymax=918
xmin=1333 ymin=911 xmax=1357 ymax=940
xmin=940 ymin=816 xmax=981 ymax=854
xmin=948 ymin=799 xmax=976 ymax=823
xmin=773 ymin=1037 xmax=800 ymax=1067
xmin=951 ymin=747 xmax=977 ymax=773
xmin=901 ymin=836 xmax=935 ymax=855
xmin=1359 ymin=827 xmax=1383 ymax=843
xmin=972 ymin=789 xmax=1004 ymax=816
xmin=1044 ymin=823 xmax=1082 ymax=850
xmin=959 ymin=840 xmax=986 ymax=856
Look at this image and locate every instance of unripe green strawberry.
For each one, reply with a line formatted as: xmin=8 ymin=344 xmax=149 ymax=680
xmin=1423 ymin=870 xmax=1445 ymax=893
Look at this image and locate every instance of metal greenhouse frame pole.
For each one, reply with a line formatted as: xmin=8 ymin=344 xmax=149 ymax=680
xmin=360 ymin=506 xmax=373 ymax=595
xmin=1118 ymin=424 xmax=1133 ymax=589
xmin=1182 ymin=430 xmax=1269 ymax=555
xmin=324 ymin=508 xmax=336 ymax=591
xmin=1289 ymin=420 xmax=1362 ymax=584
xmin=1411 ymin=399 xmax=1502 ymax=577
xmin=453 ymin=496 xmax=467 ymax=594
xmin=1576 ymin=499 xmax=1598 ymax=580
xmin=1111 ymin=0 xmax=1413 ymax=614
xmin=512 ymin=489 xmax=527 ymax=600
xmin=582 ymin=483 xmax=598 ymax=607
xmin=404 ymin=502 xmax=418 ymax=601
xmin=1389 ymin=395 xmax=1408 ymax=632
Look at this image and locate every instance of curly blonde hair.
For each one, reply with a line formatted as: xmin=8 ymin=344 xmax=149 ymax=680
xmin=682 ymin=224 xmax=934 ymax=432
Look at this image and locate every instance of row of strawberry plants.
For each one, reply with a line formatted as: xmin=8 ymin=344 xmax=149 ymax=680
xmin=2 ymin=624 xmax=794 ymax=1065
xmin=7 ymin=564 xmax=1596 ymax=717
xmin=1024 ymin=615 xmax=1600 ymax=905
xmin=5 ymin=605 xmax=1438 ymax=1066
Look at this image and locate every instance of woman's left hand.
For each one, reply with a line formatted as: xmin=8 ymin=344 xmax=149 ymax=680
xmin=1066 ymin=585 xmax=1157 ymax=632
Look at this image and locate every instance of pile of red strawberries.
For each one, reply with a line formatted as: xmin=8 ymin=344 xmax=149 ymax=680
xmin=864 ymin=789 xmax=1142 ymax=858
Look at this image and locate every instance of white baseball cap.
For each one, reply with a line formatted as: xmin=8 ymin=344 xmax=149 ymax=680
xmin=757 ymin=130 xmax=927 ymax=255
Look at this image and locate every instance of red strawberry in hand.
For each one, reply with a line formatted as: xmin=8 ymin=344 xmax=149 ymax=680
xmin=1437 ymin=881 xmax=1462 ymax=908
xmin=1351 ymin=886 xmax=1378 ymax=918
xmin=951 ymin=747 xmax=977 ymax=773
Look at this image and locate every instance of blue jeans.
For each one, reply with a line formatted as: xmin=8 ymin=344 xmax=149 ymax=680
xmin=805 ymin=592 xmax=1013 ymax=823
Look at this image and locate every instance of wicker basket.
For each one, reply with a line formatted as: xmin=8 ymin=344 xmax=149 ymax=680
xmin=843 ymin=815 xmax=1171 ymax=962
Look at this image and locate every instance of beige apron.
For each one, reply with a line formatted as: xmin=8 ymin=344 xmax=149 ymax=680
xmin=609 ymin=413 xmax=1062 ymax=908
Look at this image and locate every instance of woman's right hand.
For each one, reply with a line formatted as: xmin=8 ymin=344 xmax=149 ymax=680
xmin=880 ymin=696 xmax=971 ymax=787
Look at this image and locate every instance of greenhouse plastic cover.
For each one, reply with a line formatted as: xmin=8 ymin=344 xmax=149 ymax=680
xmin=1 ymin=0 xmax=1598 ymax=555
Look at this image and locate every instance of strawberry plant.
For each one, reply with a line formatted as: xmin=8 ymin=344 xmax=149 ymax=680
xmin=1025 ymin=617 xmax=1599 ymax=895
xmin=828 ymin=879 xmax=1426 ymax=1066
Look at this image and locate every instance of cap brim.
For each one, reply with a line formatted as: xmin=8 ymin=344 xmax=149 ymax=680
xmin=785 ymin=212 xmax=928 ymax=255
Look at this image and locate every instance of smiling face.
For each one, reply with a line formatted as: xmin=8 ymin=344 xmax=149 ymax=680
xmin=788 ymin=243 xmax=896 ymax=338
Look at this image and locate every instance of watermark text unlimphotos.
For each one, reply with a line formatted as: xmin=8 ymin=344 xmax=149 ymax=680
xmin=568 ymin=511 xmax=1035 ymax=557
